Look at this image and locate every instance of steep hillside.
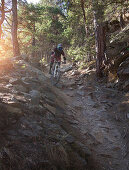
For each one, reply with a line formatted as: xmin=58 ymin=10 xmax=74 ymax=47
xmin=0 ymin=57 xmax=129 ymax=170
xmin=106 ymin=24 xmax=129 ymax=91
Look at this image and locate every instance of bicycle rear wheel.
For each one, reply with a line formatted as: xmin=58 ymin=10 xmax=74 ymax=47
xmin=51 ymin=63 xmax=61 ymax=85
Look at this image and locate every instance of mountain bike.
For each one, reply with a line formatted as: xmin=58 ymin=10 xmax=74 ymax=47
xmin=51 ymin=60 xmax=62 ymax=85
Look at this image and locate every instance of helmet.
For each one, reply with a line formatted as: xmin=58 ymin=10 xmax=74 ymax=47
xmin=57 ymin=44 xmax=63 ymax=51
xmin=57 ymin=44 xmax=62 ymax=48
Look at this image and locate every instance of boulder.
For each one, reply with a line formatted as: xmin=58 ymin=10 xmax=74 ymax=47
xmin=60 ymin=65 xmax=73 ymax=73
xmin=71 ymin=70 xmax=80 ymax=76
xmin=117 ymin=56 xmax=129 ymax=90
xmin=14 ymin=85 xmax=28 ymax=93
xmin=6 ymin=105 xmax=23 ymax=114
xmin=29 ymin=90 xmax=41 ymax=105
xmin=122 ymin=80 xmax=129 ymax=91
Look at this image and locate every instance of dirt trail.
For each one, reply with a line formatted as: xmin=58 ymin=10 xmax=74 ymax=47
xmin=47 ymin=63 xmax=129 ymax=170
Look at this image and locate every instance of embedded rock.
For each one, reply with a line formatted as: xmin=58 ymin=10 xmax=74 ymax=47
xmin=117 ymin=57 xmax=129 ymax=91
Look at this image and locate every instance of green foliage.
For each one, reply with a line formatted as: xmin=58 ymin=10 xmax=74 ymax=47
xmin=18 ymin=0 xmax=97 ymax=63
xmin=8 ymin=0 xmax=127 ymax=66
xmin=39 ymin=57 xmax=46 ymax=64
xmin=18 ymin=1 xmax=68 ymax=57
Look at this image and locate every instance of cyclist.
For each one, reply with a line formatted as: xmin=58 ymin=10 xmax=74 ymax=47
xmin=49 ymin=44 xmax=66 ymax=74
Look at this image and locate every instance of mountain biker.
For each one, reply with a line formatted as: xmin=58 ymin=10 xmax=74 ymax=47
xmin=49 ymin=44 xmax=66 ymax=74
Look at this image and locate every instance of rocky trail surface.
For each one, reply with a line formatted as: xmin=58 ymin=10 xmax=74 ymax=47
xmin=58 ymin=65 xmax=129 ymax=170
xmin=0 ymin=57 xmax=129 ymax=170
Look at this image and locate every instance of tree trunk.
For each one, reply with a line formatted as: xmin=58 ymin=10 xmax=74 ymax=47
xmin=31 ymin=22 xmax=36 ymax=58
xmin=92 ymin=0 xmax=106 ymax=77
xmin=120 ymin=13 xmax=125 ymax=29
xmin=12 ymin=0 xmax=20 ymax=57
xmin=0 ymin=0 xmax=5 ymax=40
xmin=80 ymin=0 xmax=88 ymax=36
xmin=0 ymin=26 xmax=2 ymax=40
xmin=95 ymin=24 xmax=106 ymax=77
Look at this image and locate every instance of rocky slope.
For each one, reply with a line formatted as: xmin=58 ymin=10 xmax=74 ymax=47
xmin=0 ymin=57 xmax=96 ymax=170
xmin=0 ymin=57 xmax=129 ymax=170
xmin=106 ymin=24 xmax=129 ymax=91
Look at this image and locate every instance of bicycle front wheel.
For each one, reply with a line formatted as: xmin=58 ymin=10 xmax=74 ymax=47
xmin=51 ymin=64 xmax=61 ymax=85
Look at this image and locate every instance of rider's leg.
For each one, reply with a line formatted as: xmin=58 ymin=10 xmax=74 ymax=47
xmin=49 ymin=62 xmax=53 ymax=74
xmin=57 ymin=56 xmax=61 ymax=66
xmin=49 ymin=55 xmax=54 ymax=74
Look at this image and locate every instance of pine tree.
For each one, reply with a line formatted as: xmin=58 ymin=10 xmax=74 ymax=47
xmin=12 ymin=0 xmax=20 ymax=56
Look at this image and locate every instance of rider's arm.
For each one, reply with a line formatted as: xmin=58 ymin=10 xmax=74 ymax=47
xmin=51 ymin=50 xmax=55 ymax=57
xmin=61 ymin=50 xmax=66 ymax=61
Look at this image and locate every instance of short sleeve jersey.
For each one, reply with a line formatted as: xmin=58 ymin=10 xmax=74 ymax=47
xmin=52 ymin=48 xmax=65 ymax=58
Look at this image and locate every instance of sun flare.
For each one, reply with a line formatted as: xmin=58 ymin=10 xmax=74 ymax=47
xmin=0 ymin=39 xmax=13 ymax=59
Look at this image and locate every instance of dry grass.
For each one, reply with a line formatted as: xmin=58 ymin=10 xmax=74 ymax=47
xmin=45 ymin=142 xmax=69 ymax=168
